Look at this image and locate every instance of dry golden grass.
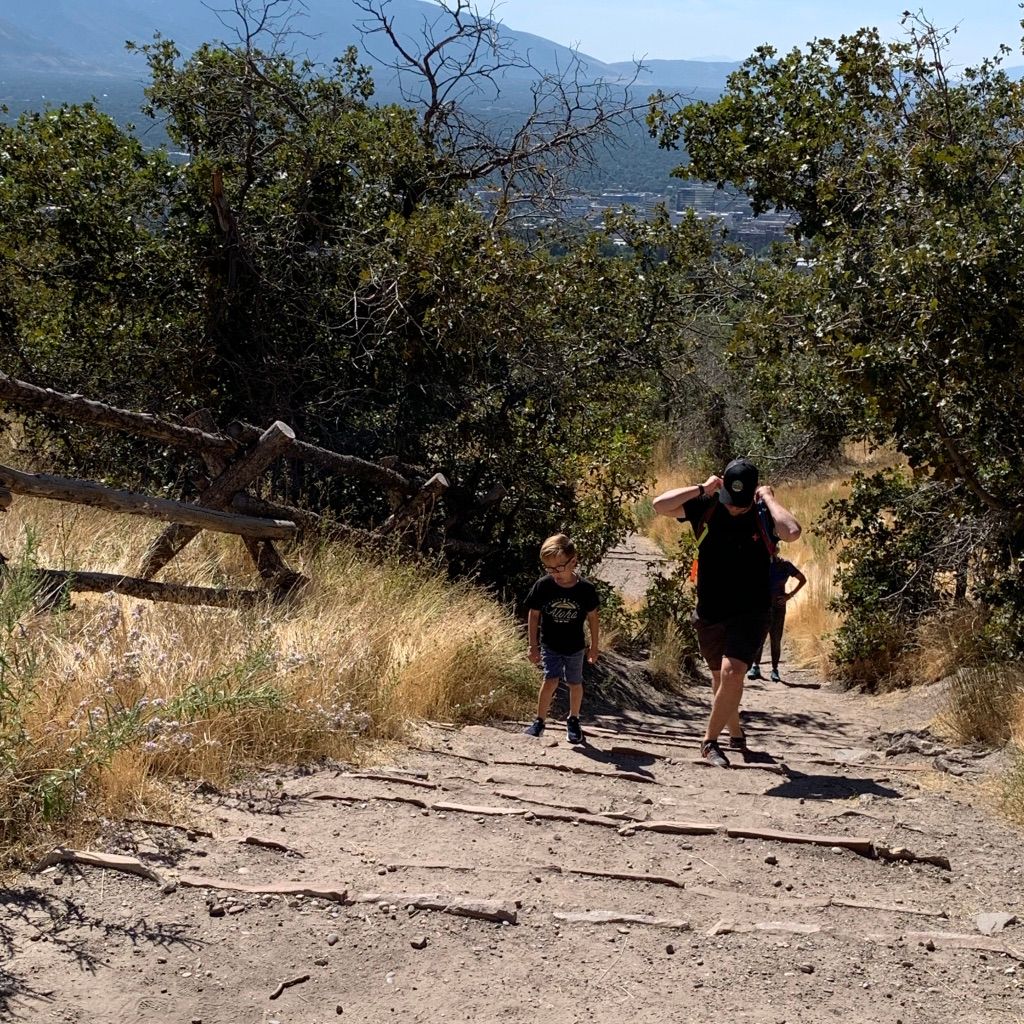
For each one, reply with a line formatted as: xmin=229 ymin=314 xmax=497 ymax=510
xmin=0 ymin=499 xmax=533 ymax=865
xmin=937 ymin=664 xmax=1024 ymax=747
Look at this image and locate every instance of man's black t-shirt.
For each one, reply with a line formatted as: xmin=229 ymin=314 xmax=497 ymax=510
xmin=524 ymin=575 xmax=600 ymax=654
xmin=681 ymin=495 xmax=773 ymax=623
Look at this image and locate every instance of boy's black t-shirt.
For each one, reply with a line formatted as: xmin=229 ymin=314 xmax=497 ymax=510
xmin=681 ymin=495 xmax=773 ymax=623
xmin=524 ymin=575 xmax=600 ymax=654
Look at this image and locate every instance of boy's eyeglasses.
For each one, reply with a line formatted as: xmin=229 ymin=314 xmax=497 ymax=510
xmin=543 ymin=558 xmax=576 ymax=574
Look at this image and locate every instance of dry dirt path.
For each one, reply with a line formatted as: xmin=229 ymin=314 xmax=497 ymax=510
xmin=4 ymin=660 xmax=1024 ymax=1024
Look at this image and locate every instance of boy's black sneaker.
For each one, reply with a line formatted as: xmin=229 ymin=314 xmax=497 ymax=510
xmin=524 ymin=718 xmax=545 ymax=737
xmin=701 ymin=738 xmax=730 ymax=768
xmin=566 ymin=716 xmax=584 ymax=744
xmin=728 ymin=732 xmax=747 ymax=753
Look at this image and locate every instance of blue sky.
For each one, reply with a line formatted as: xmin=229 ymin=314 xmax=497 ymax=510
xmin=493 ymin=1 xmax=1023 ymax=67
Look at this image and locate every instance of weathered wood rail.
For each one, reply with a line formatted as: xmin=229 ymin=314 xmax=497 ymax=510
xmin=0 ymin=371 xmax=482 ymax=610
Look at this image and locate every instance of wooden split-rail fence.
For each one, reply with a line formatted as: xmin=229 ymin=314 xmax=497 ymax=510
xmin=0 ymin=372 xmax=473 ymax=610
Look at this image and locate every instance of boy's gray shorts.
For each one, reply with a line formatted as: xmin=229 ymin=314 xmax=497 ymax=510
xmin=540 ymin=648 xmax=586 ymax=684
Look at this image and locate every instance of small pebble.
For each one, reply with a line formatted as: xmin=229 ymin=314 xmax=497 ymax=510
xmin=764 ymin=855 xmax=778 ymax=866
xmin=665 ymin=944 xmax=675 ymax=955
xmin=327 ymin=933 xmax=340 ymax=946
xmin=411 ymin=935 xmax=429 ymax=950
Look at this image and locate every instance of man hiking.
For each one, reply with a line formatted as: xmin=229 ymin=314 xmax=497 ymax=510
xmin=653 ymin=458 xmax=802 ymax=767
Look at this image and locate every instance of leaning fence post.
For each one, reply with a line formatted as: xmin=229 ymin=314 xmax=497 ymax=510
xmin=137 ymin=420 xmax=296 ymax=580
xmin=182 ymin=410 xmax=306 ymax=594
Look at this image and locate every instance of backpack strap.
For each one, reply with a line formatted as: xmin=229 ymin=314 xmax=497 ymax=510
xmin=755 ymin=499 xmax=778 ymax=557
xmin=694 ymin=501 xmax=717 ymax=550
xmin=689 ymin=502 xmax=717 ymax=582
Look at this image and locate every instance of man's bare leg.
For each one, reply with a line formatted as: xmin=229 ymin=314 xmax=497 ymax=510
xmin=706 ymin=659 xmax=747 ymax=741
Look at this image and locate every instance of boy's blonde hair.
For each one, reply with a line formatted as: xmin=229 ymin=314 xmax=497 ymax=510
xmin=540 ymin=533 xmax=576 ymax=562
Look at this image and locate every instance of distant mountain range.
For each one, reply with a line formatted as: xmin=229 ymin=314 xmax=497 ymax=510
xmin=0 ymin=0 xmax=743 ymax=95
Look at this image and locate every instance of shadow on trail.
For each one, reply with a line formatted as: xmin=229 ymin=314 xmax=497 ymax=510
xmin=763 ymin=773 xmax=901 ymax=801
xmin=738 ymin=746 xmax=780 ymax=765
xmin=563 ymin=652 xmax=697 ymax=718
xmin=570 ymin=740 xmax=657 ymax=779
xmin=0 ymin=885 xmax=205 ymax=1019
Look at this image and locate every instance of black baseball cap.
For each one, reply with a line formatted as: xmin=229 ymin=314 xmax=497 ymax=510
xmin=719 ymin=458 xmax=758 ymax=507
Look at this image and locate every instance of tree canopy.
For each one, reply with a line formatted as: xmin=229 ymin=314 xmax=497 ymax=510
xmin=652 ymin=16 xmax=1024 ymax=673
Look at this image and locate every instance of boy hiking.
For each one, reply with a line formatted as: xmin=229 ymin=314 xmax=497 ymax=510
xmin=523 ymin=534 xmax=600 ymax=745
xmin=748 ymin=555 xmax=807 ymax=682
xmin=653 ymin=458 xmax=801 ymax=767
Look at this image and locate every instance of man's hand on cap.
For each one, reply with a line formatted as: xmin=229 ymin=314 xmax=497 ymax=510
xmin=704 ymin=475 xmax=723 ymax=494
xmin=755 ymin=484 xmax=775 ymax=502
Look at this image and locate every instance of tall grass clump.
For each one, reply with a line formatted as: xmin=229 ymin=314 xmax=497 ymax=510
xmin=939 ymin=665 xmax=1024 ymax=747
xmin=0 ymin=500 xmax=533 ymax=866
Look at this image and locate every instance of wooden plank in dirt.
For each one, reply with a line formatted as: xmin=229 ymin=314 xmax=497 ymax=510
xmin=414 ymin=747 xmax=489 ymax=765
xmin=240 ymin=836 xmax=305 ymax=857
xmin=302 ymin=791 xmax=429 ymax=809
xmin=554 ymin=910 xmax=690 ymax=930
xmin=492 ymin=759 xmax=657 ymax=784
xmin=724 ymin=827 xmax=875 ymax=855
xmin=709 ymin=919 xmax=823 ymax=936
xmin=31 ymin=847 xmax=164 ymax=884
xmin=688 ymin=884 xmax=830 ymax=910
xmin=565 ymin=867 xmax=687 ymax=889
xmin=526 ymin=809 xmax=624 ymax=829
xmin=178 ymin=877 xmax=348 ymax=902
xmin=336 ymin=772 xmax=438 ymax=790
xmin=875 ymin=845 xmax=952 ymax=870
xmin=619 ymin=820 xmax=723 ymax=836
xmin=352 ymin=892 xmax=517 ymax=923
xmin=432 ymin=802 xmax=525 ymax=817
xmin=830 ymin=897 xmax=948 ymax=918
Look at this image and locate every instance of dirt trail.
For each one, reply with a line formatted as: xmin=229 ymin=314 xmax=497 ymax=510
xmin=4 ymin=652 xmax=1024 ymax=1024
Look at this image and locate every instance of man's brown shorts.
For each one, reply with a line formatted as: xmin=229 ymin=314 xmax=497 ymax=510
xmin=694 ymin=610 xmax=771 ymax=671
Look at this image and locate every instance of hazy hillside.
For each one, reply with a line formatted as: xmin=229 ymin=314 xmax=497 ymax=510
xmin=0 ymin=16 xmax=108 ymax=75
xmin=1 ymin=0 xmax=711 ymax=190
xmin=1 ymin=0 xmax=617 ymax=80
xmin=1 ymin=0 xmax=738 ymax=90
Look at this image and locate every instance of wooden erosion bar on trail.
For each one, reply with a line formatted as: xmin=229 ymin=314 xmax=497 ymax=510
xmin=0 ymin=463 xmax=296 ymax=540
